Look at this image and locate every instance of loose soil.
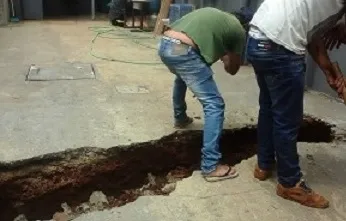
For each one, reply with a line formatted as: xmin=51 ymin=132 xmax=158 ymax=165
xmin=0 ymin=116 xmax=335 ymax=221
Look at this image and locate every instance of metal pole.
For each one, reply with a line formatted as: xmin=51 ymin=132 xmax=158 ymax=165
xmin=91 ymin=0 xmax=95 ymax=20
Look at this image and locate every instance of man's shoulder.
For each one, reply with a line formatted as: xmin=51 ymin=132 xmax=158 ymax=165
xmin=223 ymin=13 xmax=246 ymax=35
xmin=195 ymin=7 xmax=223 ymax=14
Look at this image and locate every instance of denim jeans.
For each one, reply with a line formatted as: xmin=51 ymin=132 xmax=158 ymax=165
xmin=158 ymin=37 xmax=225 ymax=173
xmin=246 ymin=37 xmax=304 ymax=187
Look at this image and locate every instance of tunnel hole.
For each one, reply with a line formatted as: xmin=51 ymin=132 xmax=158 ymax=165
xmin=0 ymin=116 xmax=336 ymax=221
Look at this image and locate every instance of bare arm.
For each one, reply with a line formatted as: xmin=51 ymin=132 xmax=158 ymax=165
xmin=323 ymin=15 xmax=346 ymax=50
xmin=307 ymin=36 xmax=345 ymax=94
xmin=220 ymin=52 xmax=242 ymax=75
xmin=307 ymin=36 xmax=336 ymax=86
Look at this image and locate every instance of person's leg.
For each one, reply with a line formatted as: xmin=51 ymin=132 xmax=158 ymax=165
xmin=158 ymin=39 xmax=193 ymax=128
xmin=173 ymin=60 xmax=224 ymax=173
xmin=173 ymin=76 xmax=187 ymax=119
xmin=251 ymin=71 xmax=276 ymax=181
xmin=247 ymin=37 xmax=300 ymax=182
xmin=246 ymin=36 xmax=328 ymax=208
xmin=265 ymin=57 xmax=304 ymax=187
xmin=248 ymin=42 xmax=303 ymax=185
xmin=246 ymin=37 xmax=276 ymax=180
xmin=255 ymin=72 xmax=276 ymax=170
xmin=158 ymin=38 xmax=236 ymax=180
xmin=172 ymin=75 xmax=193 ymax=128
xmin=188 ymin=70 xmax=224 ymax=173
xmin=175 ymin=63 xmax=238 ymax=180
xmin=181 ymin=67 xmax=238 ymax=180
xmin=263 ymin=49 xmax=329 ymax=208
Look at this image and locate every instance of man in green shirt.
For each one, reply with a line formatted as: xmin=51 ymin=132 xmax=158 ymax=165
xmin=158 ymin=7 xmax=251 ymax=182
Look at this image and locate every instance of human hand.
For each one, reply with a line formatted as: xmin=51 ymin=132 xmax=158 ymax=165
xmin=326 ymin=74 xmax=338 ymax=90
xmin=331 ymin=75 xmax=345 ymax=97
xmin=323 ymin=23 xmax=346 ymax=51
xmin=335 ymin=76 xmax=346 ymax=99
xmin=220 ymin=54 xmax=230 ymax=71
xmin=329 ymin=63 xmax=346 ymax=101
xmin=325 ymin=74 xmax=346 ymax=100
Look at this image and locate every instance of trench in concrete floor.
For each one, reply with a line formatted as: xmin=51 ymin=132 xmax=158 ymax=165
xmin=0 ymin=116 xmax=336 ymax=221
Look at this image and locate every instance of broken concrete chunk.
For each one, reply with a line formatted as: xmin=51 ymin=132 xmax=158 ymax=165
xmin=61 ymin=202 xmax=72 ymax=214
xmin=89 ymin=191 xmax=109 ymax=208
xmin=166 ymin=172 xmax=182 ymax=183
xmin=141 ymin=190 xmax=156 ymax=196
xmin=13 ymin=214 xmax=28 ymax=221
xmin=140 ymin=183 xmax=150 ymax=191
xmin=52 ymin=212 xmax=68 ymax=221
xmin=147 ymin=173 xmax=156 ymax=186
xmin=161 ymin=183 xmax=176 ymax=194
xmin=75 ymin=202 xmax=91 ymax=214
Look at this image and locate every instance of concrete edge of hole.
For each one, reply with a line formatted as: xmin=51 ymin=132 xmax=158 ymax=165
xmin=0 ymin=115 xmax=336 ymax=169
xmin=0 ymin=127 xmax=258 ymax=220
xmin=0 ymin=116 xmax=340 ymax=221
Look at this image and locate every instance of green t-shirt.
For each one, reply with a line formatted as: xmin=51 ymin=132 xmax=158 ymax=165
xmin=170 ymin=7 xmax=246 ymax=65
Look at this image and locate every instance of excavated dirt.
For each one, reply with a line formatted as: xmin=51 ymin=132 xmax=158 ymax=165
xmin=0 ymin=116 xmax=336 ymax=221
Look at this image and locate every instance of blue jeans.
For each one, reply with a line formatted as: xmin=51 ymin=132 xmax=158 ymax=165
xmin=246 ymin=37 xmax=304 ymax=187
xmin=158 ymin=37 xmax=225 ymax=173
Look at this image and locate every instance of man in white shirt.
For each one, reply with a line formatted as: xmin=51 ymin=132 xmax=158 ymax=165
xmin=246 ymin=0 xmax=346 ymax=209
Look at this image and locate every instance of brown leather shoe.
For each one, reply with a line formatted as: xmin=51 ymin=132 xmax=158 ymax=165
xmin=277 ymin=181 xmax=329 ymax=208
xmin=254 ymin=164 xmax=272 ymax=181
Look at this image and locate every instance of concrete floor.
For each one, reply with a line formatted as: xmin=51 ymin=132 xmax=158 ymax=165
xmin=0 ymin=20 xmax=346 ymax=220
xmin=0 ymin=20 xmax=259 ymax=162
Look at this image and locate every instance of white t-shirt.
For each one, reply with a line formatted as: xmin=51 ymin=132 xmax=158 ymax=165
xmin=249 ymin=0 xmax=345 ymax=55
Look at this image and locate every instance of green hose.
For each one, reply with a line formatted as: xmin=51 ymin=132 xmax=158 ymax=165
xmin=89 ymin=26 xmax=163 ymax=65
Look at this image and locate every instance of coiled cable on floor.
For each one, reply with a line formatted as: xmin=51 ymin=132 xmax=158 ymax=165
xmin=89 ymin=26 xmax=163 ymax=65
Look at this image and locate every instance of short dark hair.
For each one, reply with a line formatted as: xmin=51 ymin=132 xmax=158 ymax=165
xmin=232 ymin=7 xmax=255 ymax=31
